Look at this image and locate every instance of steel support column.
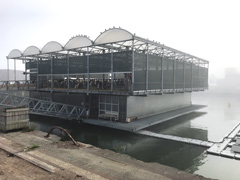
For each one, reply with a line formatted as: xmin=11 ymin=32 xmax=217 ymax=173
xmin=197 ymin=60 xmax=200 ymax=90
xmin=173 ymin=54 xmax=176 ymax=92
xmin=111 ymin=44 xmax=113 ymax=91
xmin=146 ymin=44 xmax=149 ymax=93
xmin=131 ymin=40 xmax=135 ymax=93
xmin=51 ymin=56 xmax=53 ymax=92
xmin=37 ymin=57 xmax=39 ymax=89
xmin=87 ymin=47 xmax=90 ymax=92
xmin=14 ymin=59 xmax=16 ymax=81
xmin=203 ymin=62 xmax=205 ymax=89
xmin=191 ymin=58 xmax=193 ymax=91
xmin=183 ymin=56 xmax=185 ymax=91
xmin=67 ymin=52 xmax=70 ymax=91
xmin=161 ymin=49 xmax=164 ymax=93
xmin=25 ymin=60 xmax=27 ymax=82
xmin=7 ymin=58 xmax=9 ymax=81
xmin=206 ymin=62 xmax=209 ymax=89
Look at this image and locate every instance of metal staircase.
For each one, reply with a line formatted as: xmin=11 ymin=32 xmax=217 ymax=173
xmin=0 ymin=92 xmax=85 ymax=120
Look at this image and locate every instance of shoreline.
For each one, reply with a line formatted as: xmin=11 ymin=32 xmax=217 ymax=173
xmin=0 ymin=130 xmax=213 ymax=180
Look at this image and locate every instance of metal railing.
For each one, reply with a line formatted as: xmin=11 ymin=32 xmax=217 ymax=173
xmin=0 ymin=92 xmax=85 ymax=120
xmin=0 ymin=80 xmax=36 ymax=91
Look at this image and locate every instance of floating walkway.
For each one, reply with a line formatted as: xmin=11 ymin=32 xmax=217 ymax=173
xmin=136 ymin=130 xmax=214 ymax=148
xmin=136 ymin=122 xmax=240 ymax=160
xmin=207 ymin=122 xmax=240 ymax=159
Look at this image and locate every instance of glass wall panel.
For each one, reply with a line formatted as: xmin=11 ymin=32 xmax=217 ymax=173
xmin=192 ymin=64 xmax=198 ymax=88
xmin=148 ymin=54 xmax=161 ymax=90
xmin=69 ymin=56 xmax=87 ymax=74
xmin=198 ymin=66 xmax=205 ymax=88
xmin=184 ymin=63 xmax=192 ymax=88
xmin=204 ymin=67 xmax=208 ymax=88
xmin=134 ymin=52 xmax=146 ymax=91
xmin=53 ymin=58 xmax=67 ymax=74
xmin=113 ymin=51 xmax=132 ymax=72
xmin=176 ymin=61 xmax=184 ymax=89
xmin=89 ymin=53 xmax=111 ymax=73
xmin=26 ymin=61 xmax=37 ymax=69
xmin=99 ymin=95 xmax=119 ymax=120
xmin=39 ymin=60 xmax=51 ymax=74
xmin=163 ymin=57 xmax=174 ymax=89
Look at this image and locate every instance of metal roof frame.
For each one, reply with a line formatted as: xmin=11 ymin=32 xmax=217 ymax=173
xmin=7 ymin=27 xmax=209 ymax=65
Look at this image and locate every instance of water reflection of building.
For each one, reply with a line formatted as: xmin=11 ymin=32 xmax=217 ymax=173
xmin=31 ymin=111 xmax=207 ymax=171
xmin=7 ymin=28 xmax=208 ymax=122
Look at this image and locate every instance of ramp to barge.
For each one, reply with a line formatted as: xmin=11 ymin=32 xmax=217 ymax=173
xmin=82 ymin=105 xmax=207 ymax=132
xmin=0 ymin=92 xmax=85 ymax=120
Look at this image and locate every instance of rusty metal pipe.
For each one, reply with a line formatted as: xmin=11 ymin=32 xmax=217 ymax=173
xmin=45 ymin=126 xmax=77 ymax=145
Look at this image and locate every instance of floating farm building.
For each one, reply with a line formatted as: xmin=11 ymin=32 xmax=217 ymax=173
xmin=7 ymin=28 xmax=209 ymax=123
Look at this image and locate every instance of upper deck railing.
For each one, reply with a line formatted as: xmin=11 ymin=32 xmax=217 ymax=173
xmin=0 ymin=80 xmax=36 ymax=91
xmin=0 ymin=79 xmax=206 ymax=96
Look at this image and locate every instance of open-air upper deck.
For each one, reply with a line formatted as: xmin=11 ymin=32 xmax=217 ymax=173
xmin=6 ymin=28 xmax=209 ymax=96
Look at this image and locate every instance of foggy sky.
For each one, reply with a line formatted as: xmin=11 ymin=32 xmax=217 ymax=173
xmin=0 ymin=0 xmax=240 ymax=78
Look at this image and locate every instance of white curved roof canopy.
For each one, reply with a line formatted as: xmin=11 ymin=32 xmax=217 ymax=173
xmin=8 ymin=49 xmax=22 ymax=59
xmin=23 ymin=46 xmax=40 ymax=56
xmin=41 ymin=41 xmax=63 ymax=54
xmin=94 ymin=28 xmax=133 ymax=44
xmin=64 ymin=36 xmax=93 ymax=50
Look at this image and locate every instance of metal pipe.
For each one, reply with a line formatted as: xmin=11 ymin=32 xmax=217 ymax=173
xmin=45 ymin=126 xmax=78 ymax=145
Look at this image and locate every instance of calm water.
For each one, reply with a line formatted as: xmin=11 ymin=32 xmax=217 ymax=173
xmin=30 ymin=91 xmax=240 ymax=180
